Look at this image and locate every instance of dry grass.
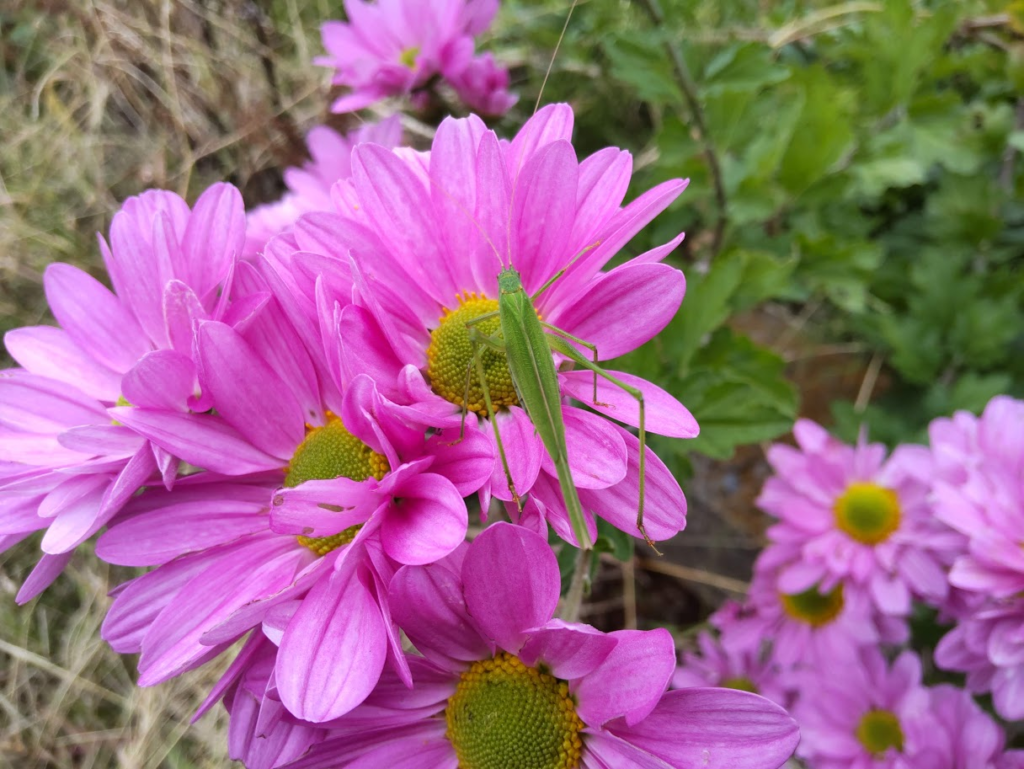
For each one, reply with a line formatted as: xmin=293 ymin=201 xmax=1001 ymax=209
xmin=0 ymin=1 xmax=338 ymax=766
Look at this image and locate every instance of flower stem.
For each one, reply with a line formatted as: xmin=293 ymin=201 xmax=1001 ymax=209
xmin=559 ymin=547 xmax=592 ymax=623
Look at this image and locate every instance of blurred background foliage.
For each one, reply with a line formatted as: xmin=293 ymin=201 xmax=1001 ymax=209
xmin=2 ymin=0 xmax=1023 ymax=766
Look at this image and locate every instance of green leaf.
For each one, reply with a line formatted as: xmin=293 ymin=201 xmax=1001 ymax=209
xmin=679 ymin=329 xmax=798 ymax=459
xmin=604 ymin=31 xmax=681 ymax=105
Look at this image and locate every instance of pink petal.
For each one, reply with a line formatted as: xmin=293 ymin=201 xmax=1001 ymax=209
xmin=0 ymin=374 xmax=106 ymax=433
xmin=338 ymin=305 xmax=406 ymax=402
xmin=607 ymin=688 xmax=800 ymax=768
xmin=108 ymin=407 xmax=281 ymax=475
xmin=381 ymin=473 xmax=467 ymax=566
xmin=507 ymin=104 xmax=574 ymax=173
xmin=584 ymin=731 xmax=675 ymax=769
xmin=199 ymin=321 xmax=304 ymax=461
xmin=510 ymin=139 xmax=578 ymax=293
xmin=541 ymin=406 xmax=627 ymax=490
xmin=560 ymin=370 xmax=699 ymax=439
xmin=575 ymin=628 xmax=675 ymax=727
xmin=58 ymin=424 xmax=145 ymax=456
xmin=391 ymin=555 xmax=491 ymax=668
xmin=180 ymin=183 xmax=245 ymax=299
xmin=488 ymin=406 xmax=543 ymax=502
xmin=579 ymin=429 xmax=687 ymax=542
xmin=15 ymin=552 xmax=74 ymax=604
xmin=421 ymin=426 xmax=494 ymax=497
xmin=277 ymin=566 xmax=388 ymax=722
xmin=519 ymin=620 xmax=617 ymax=680
xmin=461 ymin=522 xmax=560 ymax=652
xmin=122 ymin=349 xmax=198 ymax=411
xmin=570 ymin=148 xmax=632 ymax=249
xmin=551 ymin=262 xmax=686 ymax=360
xmin=4 ymin=326 xmax=121 ymax=402
xmin=44 ymin=263 xmax=149 ymax=372
xmin=97 ymin=484 xmax=272 ymax=566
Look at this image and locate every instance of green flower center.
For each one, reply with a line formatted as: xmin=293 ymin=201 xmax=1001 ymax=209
xmin=855 ymin=708 xmax=904 ymax=756
xmin=834 ymin=482 xmax=901 ymax=545
xmin=426 ymin=293 xmax=519 ymax=418
xmin=445 ymin=652 xmax=584 ymax=769
xmin=721 ymin=676 xmax=758 ymax=693
xmin=780 ymin=583 xmax=844 ymax=627
xmin=399 ymin=46 xmax=420 ymax=68
xmin=285 ymin=416 xmax=388 ymax=556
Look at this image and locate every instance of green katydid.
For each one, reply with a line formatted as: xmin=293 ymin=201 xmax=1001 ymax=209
xmin=455 ymin=257 xmax=652 ymax=554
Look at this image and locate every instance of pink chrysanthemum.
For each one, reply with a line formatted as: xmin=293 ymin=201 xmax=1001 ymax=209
xmin=934 ymin=600 xmax=1024 ymax=721
xmin=101 ymin=291 xmax=493 ymax=721
xmin=724 ymin=543 xmax=907 ymax=671
xmin=0 ymin=183 xmax=248 ymax=600
xmin=317 ymin=0 xmax=515 ymax=115
xmin=245 ymin=117 xmax=403 ymax=256
xmin=759 ymin=419 xmax=961 ymax=617
xmin=263 ymin=523 xmax=799 ymax=769
xmin=794 ymin=648 xmax=943 ymax=769
xmin=929 ymin=396 xmax=1024 ymax=600
xmin=287 ymin=104 xmax=698 ymax=547
xmin=673 ymin=628 xmax=790 ymax=708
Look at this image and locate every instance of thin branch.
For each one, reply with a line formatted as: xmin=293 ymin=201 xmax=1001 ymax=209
xmin=635 ymin=556 xmax=749 ymax=594
xmin=634 ymin=0 xmax=727 ymax=258
xmin=854 ymin=352 xmax=883 ymax=412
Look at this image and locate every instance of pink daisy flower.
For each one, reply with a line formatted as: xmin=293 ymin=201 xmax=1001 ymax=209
xmin=447 ymin=50 xmax=518 ymax=115
xmin=317 ymin=0 xmax=515 ymax=115
xmin=673 ymin=628 xmax=790 ymax=708
xmin=245 ymin=117 xmax=403 ymax=256
xmin=294 ymin=104 xmax=697 ymax=548
xmin=101 ymin=303 xmax=493 ymax=721
xmin=759 ymin=419 xmax=960 ymax=617
xmin=0 ymin=183 xmax=248 ymax=601
xmin=929 ymin=396 xmax=1024 ymax=600
xmin=934 ymin=600 xmax=1024 ymax=721
xmin=724 ymin=543 xmax=907 ymax=671
xmin=793 ymin=648 xmax=944 ymax=769
xmin=268 ymin=523 xmax=800 ymax=769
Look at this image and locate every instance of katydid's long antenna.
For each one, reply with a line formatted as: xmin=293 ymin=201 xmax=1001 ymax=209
xmin=534 ymin=0 xmax=580 ymax=115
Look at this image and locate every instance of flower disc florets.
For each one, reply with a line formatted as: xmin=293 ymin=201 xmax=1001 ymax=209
xmin=286 ymin=416 xmax=390 ymax=488
xmin=446 ymin=652 xmax=584 ymax=769
xmin=426 ymin=293 xmax=518 ymax=417
xmin=834 ymin=482 xmax=901 ymax=545
xmin=780 ymin=583 xmax=844 ymax=627
xmin=855 ymin=708 xmax=904 ymax=756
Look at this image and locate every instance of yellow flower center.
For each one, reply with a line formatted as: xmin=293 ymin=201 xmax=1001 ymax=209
xmin=780 ymin=583 xmax=844 ymax=627
xmin=855 ymin=708 xmax=904 ymax=756
xmin=445 ymin=652 xmax=584 ymax=769
xmin=285 ymin=416 xmax=389 ymax=556
xmin=834 ymin=482 xmax=901 ymax=545
xmin=399 ymin=46 xmax=420 ymax=68
xmin=721 ymin=676 xmax=758 ymax=693
xmin=426 ymin=293 xmax=519 ymax=418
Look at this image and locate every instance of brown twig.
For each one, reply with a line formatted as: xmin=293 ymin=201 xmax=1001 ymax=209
xmin=633 ymin=0 xmax=727 ymax=259
xmin=635 ymin=557 xmax=749 ymax=594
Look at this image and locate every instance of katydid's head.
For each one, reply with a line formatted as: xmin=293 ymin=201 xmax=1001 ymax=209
xmin=498 ymin=267 xmax=523 ymax=294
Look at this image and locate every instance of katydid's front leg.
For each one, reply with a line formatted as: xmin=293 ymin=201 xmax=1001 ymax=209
xmin=545 ymin=333 xmax=658 ymax=554
xmin=465 ymin=327 xmax=523 ymax=513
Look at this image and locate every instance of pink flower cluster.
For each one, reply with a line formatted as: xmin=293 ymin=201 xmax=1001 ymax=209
xmin=672 ymin=403 xmax=1024 ymax=768
xmin=317 ymin=0 xmax=517 ymax=115
xmin=1 ymin=105 xmax=802 ymax=768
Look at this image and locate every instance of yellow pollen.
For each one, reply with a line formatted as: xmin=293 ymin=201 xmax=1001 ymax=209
xmin=780 ymin=583 xmax=845 ymax=627
xmin=426 ymin=293 xmax=519 ymax=418
xmin=285 ymin=416 xmax=388 ymax=556
xmin=111 ymin=394 xmax=132 ymax=426
xmin=834 ymin=482 xmax=901 ymax=545
xmin=297 ymin=525 xmax=362 ymax=557
xmin=446 ymin=652 xmax=584 ymax=769
xmin=855 ymin=708 xmax=904 ymax=756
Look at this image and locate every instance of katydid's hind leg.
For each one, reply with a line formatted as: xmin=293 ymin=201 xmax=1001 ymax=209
xmin=539 ymin=322 xmax=604 ymax=406
xmin=468 ymin=329 xmax=523 ymax=513
xmin=545 ymin=334 xmax=659 ymax=552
